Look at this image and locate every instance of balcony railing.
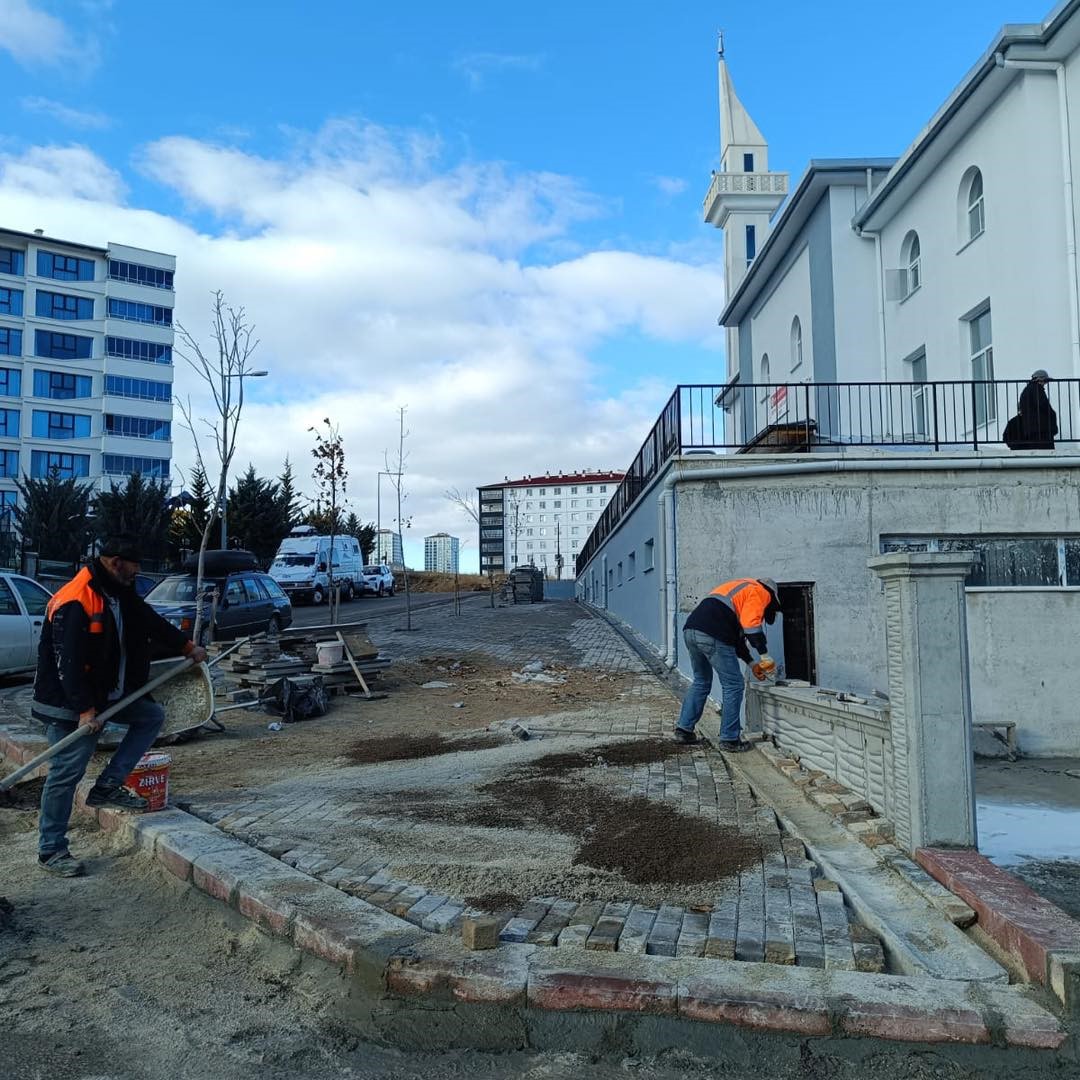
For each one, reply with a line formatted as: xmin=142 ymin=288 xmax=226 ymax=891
xmin=575 ymin=378 xmax=1079 ymax=576
xmin=703 ymin=171 xmax=789 ymax=214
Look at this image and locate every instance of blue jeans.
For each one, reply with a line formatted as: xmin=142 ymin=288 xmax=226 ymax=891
xmin=38 ymin=697 xmax=165 ymax=857
xmin=677 ymin=628 xmax=745 ymax=742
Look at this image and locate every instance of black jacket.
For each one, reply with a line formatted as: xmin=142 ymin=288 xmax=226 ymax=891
xmin=32 ymin=560 xmax=190 ymax=724
xmin=684 ymin=595 xmax=777 ymax=663
xmin=1015 ymin=380 xmax=1057 ymax=450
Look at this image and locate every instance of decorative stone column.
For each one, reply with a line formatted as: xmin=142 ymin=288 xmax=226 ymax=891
xmin=867 ymin=552 xmax=978 ymax=854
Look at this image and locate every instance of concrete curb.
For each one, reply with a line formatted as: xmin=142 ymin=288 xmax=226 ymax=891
xmin=917 ymin=847 xmax=1080 ymax=1017
xmin=1 ymin=700 xmax=1074 ymax=1055
xmin=80 ymin=800 xmax=1072 ymax=1050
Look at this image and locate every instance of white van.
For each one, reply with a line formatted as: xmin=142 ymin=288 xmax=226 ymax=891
xmin=269 ymin=526 xmax=364 ymax=604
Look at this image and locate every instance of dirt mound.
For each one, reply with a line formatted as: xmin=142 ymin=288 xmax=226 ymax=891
xmin=0 ymin=777 xmax=44 ymax=810
xmin=523 ymin=738 xmax=687 ymax=773
xmin=464 ymin=891 xmax=523 ymax=913
xmin=346 ymin=732 xmax=502 ymax=765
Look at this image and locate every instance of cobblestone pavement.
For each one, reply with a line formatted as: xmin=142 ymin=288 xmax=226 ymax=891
xmin=181 ymin=601 xmax=883 ymax=973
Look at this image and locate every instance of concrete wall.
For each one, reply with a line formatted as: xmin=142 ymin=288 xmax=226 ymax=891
xmin=672 ymin=456 xmax=1080 ymax=703
xmin=966 ymin=587 xmax=1080 ymax=755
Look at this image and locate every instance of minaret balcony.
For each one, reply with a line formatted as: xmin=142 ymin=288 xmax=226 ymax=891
xmin=703 ymin=171 xmax=789 ymax=225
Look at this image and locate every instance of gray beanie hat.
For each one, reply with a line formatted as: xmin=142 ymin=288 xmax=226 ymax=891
xmin=1032 ymin=369 xmax=1051 ymax=381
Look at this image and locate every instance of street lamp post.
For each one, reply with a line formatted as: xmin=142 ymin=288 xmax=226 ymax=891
xmin=376 ymin=471 xmax=394 ymax=565
xmin=219 ymin=369 xmax=268 ymax=549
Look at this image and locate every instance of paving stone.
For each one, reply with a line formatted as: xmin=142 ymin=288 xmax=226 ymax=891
xmin=705 ymin=895 xmax=738 ymax=959
xmin=499 ymin=899 xmax=552 ymax=943
xmin=618 ymin=906 xmax=657 ymax=954
xmin=817 ymin=888 xmax=857 ymax=971
xmin=366 ymin=881 xmax=409 ymax=909
xmin=735 ymin=867 xmax=764 ymax=963
xmin=675 ymin=911 xmax=708 ymax=957
xmin=422 ymin=900 xmax=465 ymax=933
xmin=645 ymin=904 xmax=684 ymax=957
xmin=462 ymin=914 xmax=502 ymax=950
xmin=764 ymin=884 xmax=796 ymax=965
xmin=526 ymin=899 xmax=578 ymax=946
xmin=389 ymin=884 xmax=429 ymax=918
xmin=558 ymin=900 xmax=605 ymax=948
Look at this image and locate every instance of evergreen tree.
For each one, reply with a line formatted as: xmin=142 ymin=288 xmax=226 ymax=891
xmin=14 ymin=472 xmax=94 ymax=564
xmin=226 ymin=464 xmax=290 ymax=564
xmin=278 ymin=456 xmax=305 ymax=530
xmin=304 ymin=505 xmax=346 ymax=536
xmin=343 ymin=513 xmax=377 ymax=563
xmin=167 ymin=463 xmax=213 ymax=564
xmin=93 ymin=473 xmax=171 ymax=563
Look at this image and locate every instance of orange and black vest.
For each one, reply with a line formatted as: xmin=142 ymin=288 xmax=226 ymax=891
xmin=684 ymin=578 xmax=775 ymax=659
xmin=32 ymin=561 xmax=190 ymax=723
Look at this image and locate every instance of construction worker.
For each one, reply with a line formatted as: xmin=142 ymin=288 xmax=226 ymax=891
xmin=674 ymin=577 xmax=782 ymax=750
xmin=32 ymin=535 xmax=208 ymax=877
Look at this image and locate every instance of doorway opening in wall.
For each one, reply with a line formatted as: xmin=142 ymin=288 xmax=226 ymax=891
xmin=778 ymin=582 xmax=816 ymax=684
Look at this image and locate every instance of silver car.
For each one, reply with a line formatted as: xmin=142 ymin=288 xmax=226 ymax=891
xmin=0 ymin=573 xmax=53 ymax=676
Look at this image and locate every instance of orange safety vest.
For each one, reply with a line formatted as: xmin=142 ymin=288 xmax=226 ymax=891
xmin=46 ymin=566 xmax=106 ymax=635
xmin=708 ymin=578 xmax=772 ymax=636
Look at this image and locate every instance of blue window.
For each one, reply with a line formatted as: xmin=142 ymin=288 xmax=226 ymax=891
xmin=0 ymin=491 xmax=16 ymax=525
xmin=0 ymin=328 xmax=22 ymax=357
xmin=33 ymin=370 xmax=92 ymax=399
xmin=0 ymin=369 xmax=21 ymax=397
xmin=104 ymin=375 xmax=171 ymax=402
xmin=30 ymin=450 xmax=90 ymax=479
xmin=0 ymin=450 xmax=17 ymax=478
xmin=34 ymin=330 xmax=93 ymax=360
xmin=0 ymin=409 xmax=20 ymax=437
xmin=37 ymin=250 xmax=95 ymax=281
xmin=105 ymin=414 xmax=171 ymax=441
xmin=0 ymin=287 xmax=22 ymax=316
xmin=32 ymin=410 xmax=92 ymax=439
xmin=0 ymin=248 xmax=25 ymax=276
xmin=107 ymin=298 xmax=172 ymax=326
xmin=105 ymin=336 xmax=172 ymax=364
xmin=746 ymin=224 xmax=756 ymax=263
xmin=743 ymin=152 xmax=754 ymax=171
xmin=35 ymin=290 xmax=93 ymax=320
xmin=107 ymin=260 xmax=173 ymax=290
xmin=102 ymin=454 xmax=169 ymax=479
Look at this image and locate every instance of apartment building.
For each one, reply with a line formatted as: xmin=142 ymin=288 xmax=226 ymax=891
xmin=478 ymin=470 xmax=624 ymax=578
xmin=424 ymin=532 xmax=460 ymax=573
xmin=374 ymin=528 xmax=404 ymax=568
xmin=0 ymin=226 xmax=175 ymax=530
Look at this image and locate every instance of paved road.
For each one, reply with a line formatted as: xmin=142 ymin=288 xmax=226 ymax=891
xmin=288 ymin=589 xmax=488 ymax=628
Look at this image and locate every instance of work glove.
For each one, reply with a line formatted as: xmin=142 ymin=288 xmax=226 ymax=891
xmin=751 ymin=656 xmax=776 ymax=682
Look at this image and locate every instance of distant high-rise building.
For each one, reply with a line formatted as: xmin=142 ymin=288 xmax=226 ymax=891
xmin=477 ymin=470 xmax=624 ymax=579
xmin=0 ymin=226 xmax=176 ymax=549
xmin=374 ymin=528 xmax=403 ymax=567
xmin=424 ymin=532 xmax=460 ymax=573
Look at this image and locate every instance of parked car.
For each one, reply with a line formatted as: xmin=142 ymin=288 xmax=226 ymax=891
xmin=0 ymin=572 xmax=53 ymax=676
xmin=361 ymin=564 xmax=395 ymax=597
xmin=146 ymin=553 xmax=292 ymax=643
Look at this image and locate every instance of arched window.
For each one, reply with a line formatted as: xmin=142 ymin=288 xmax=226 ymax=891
xmin=960 ymin=168 xmax=985 ymax=243
xmin=901 ymin=231 xmax=921 ymax=295
xmin=760 ymin=353 xmax=770 ymax=402
xmin=790 ymin=317 xmax=803 ymax=370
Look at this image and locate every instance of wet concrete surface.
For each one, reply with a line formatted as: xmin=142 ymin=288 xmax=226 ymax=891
xmin=975 ymin=757 xmax=1080 ymax=918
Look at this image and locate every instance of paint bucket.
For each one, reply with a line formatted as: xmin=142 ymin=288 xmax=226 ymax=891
xmin=124 ymin=752 xmax=171 ymax=812
xmin=316 ymin=641 xmax=344 ymax=666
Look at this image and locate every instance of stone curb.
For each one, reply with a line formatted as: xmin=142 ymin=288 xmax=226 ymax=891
xmin=85 ymin=802 xmax=1071 ymax=1049
xmin=0 ymin=703 xmax=1071 ymax=1050
xmin=917 ymin=847 xmax=1080 ymax=1016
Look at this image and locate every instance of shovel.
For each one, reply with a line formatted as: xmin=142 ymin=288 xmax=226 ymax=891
xmin=0 ymin=657 xmax=199 ymax=799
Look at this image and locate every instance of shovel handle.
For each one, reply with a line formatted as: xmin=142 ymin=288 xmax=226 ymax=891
xmin=0 ymin=658 xmax=197 ymax=792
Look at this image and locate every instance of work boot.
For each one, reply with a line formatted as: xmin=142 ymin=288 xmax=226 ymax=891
xmin=38 ymin=850 xmax=85 ymax=877
xmin=85 ymin=783 xmax=149 ymax=811
xmin=673 ymin=727 xmax=701 ymax=745
xmin=717 ymin=739 xmax=753 ymax=753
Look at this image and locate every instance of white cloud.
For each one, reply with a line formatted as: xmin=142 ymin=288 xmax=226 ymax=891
xmin=21 ymin=95 xmax=111 ymax=129
xmin=454 ymin=51 xmax=544 ymax=90
xmin=652 ymin=175 xmax=688 ymax=197
xmin=0 ymin=0 xmax=95 ymax=69
xmin=0 ymin=124 xmax=724 ymax=571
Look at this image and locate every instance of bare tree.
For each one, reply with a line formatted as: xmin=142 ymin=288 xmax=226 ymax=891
xmin=174 ymin=292 xmax=260 ymax=641
xmin=308 ymin=418 xmax=348 ymax=617
xmin=384 ymin=406 xmax=413 ymax=628
xmin=446 ymin=485 xmax=497 ymax=608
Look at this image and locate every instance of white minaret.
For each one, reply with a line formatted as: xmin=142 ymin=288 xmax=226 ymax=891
xmin=703 ymin=35 xmax=788 ymax=381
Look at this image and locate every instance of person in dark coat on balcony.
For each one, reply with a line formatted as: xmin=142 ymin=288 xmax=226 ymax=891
xmin=1011 ymin=370 xmax=1057 ymax=450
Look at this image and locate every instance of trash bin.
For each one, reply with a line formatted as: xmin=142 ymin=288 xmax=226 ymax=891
xmin=510 ymin=566 xmax=544 ymax=604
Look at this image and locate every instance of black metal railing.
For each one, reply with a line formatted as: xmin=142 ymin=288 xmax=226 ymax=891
xmin=575 ymin=378 xmax=1079 ymax=575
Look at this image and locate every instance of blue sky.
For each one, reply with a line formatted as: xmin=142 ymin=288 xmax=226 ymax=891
xmin=0 ymin=0 xmax=1054 ymax=568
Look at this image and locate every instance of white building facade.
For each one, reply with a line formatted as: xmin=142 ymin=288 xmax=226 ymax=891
xmin=717 ymin=2 xmax=1080 ymax=447
xmin=478 ymin=471 xmax=623 ymax=578
xmin=0 ymin=227 xmax=175 ymax=531
xmin=424 ymin=532 xmax=460 ymax=573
